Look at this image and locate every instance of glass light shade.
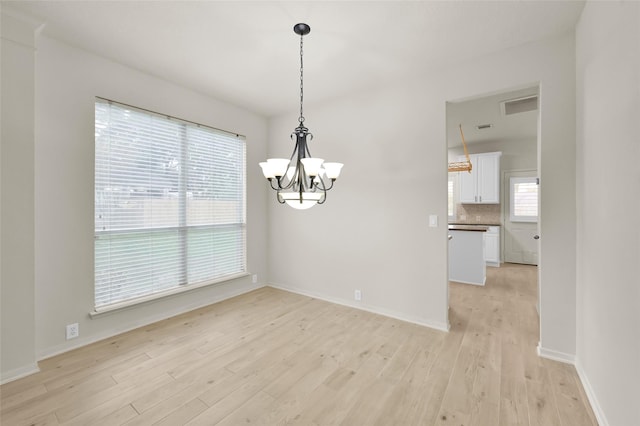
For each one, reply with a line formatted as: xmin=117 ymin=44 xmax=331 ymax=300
xmin=300 ymin=158 xmax=324 ymax=176
xmin=266 ymin=158 xmax=290 ymax=177
xmin=322 ymin=162 xmax=344 ymax=179
xmin=285 ymin=199 xmax=318 ymax=210
xmin=259 ymin=162 xmax=275 ymax=179
xmin=279 ymin=191 xmax=323 ymax=210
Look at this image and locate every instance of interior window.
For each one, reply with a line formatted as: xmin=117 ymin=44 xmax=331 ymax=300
xmin=510 ymin=176 xmax=538 ymax=222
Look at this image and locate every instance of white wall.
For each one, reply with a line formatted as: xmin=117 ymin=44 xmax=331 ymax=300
xmin=575 ymin=2 xmax=640 ymax=425
xmin=30 ymin=36 xmax=269 ymax=362
xmin=0 ymin=9 xmax=40 ymax=383
xmin=268 ymin=33 xmax=577 ymax=347
xmin=269 ymin=83 xmax=450 ymax=330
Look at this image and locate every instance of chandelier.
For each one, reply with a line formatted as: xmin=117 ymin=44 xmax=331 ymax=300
xmin=259 ymin=23 xmax=343 ymax=210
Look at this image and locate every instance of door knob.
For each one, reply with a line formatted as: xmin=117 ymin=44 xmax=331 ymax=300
xmin=533 ymin=235 xmax=540 ymax=240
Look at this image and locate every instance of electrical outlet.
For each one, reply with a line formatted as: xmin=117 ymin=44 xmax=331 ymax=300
xmin=476 ymin=215 xmax=481 ymax=222
xmin=252 ymin=274 xmax=258 ymax=284
xmin=66 ymin=323 xmax=79 ymax=340
xmin=460 ymin=215 xmax=466 ymax=220
xmin=354 ymin=290 xmax=362 ymax=301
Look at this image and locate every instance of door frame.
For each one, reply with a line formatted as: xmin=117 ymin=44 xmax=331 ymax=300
xmin=445 ymin=83 xmax=542 ymax=328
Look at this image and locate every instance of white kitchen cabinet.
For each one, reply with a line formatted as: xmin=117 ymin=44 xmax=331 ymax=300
xmin=458 ymin=163 xmax=477 ymax=203
xmin=484 ymin=226 xmax=501 ymax=267
xmin=458 ymin=152 xmax=501 ymax=204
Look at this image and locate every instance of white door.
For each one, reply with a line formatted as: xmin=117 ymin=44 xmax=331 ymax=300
xmin=503 ymin=170 xmax=539 ymax=265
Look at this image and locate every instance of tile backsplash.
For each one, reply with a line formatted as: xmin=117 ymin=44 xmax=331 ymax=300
xmin=453 ymin=203 xmax=501 ymax=225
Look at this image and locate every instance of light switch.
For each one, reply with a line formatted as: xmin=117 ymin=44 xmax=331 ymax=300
xmin=429 ymin=214 xmax=438 ymax=227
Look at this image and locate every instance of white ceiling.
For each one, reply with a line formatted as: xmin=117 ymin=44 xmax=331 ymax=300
xmin=5 ymin=1 xmax=584 ymax=117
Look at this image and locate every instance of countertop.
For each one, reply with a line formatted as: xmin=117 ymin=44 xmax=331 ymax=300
xmin=448 ymin=224 xmax=489 ymax=232
xmin=448 ymin=222 xmax=500 ymax=226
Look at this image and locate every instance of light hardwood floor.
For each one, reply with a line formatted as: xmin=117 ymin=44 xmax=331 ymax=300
xmin=1 ymin=263 xmax=597 ymax=425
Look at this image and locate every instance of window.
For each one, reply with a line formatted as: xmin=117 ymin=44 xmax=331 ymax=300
xmin=94 ymin=99 xmax=246 ymax=310
xmin=510 ymin=177 xmax=538 ymax=222
xmin=448 ymin=174 xmax=456 ymax=220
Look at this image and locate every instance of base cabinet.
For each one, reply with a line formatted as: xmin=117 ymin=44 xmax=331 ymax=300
xmin=484 ymin=226 xmax=500 ymax=267
xmin=449 ymin=230 xmax=486 ymax=285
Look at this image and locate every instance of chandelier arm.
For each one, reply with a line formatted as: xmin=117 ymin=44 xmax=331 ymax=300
xmin=278 ymin=176 xmax=296 ymax=191
xmin=319 ymin=177 xmax=336 ymax=191
xmin=313 ymin=175 xmax=335 ymax=191
xmin=269 ymin=179 xmax=281 ymax=191
xmin=271 ymin=177 xmax=297 ymax=191
xmin=289 ymin=133 xmax=299 ymax=159
xmin=312 ymin=175 xmax=324 ymax=190
xmin=308 ymin=176 xmax=317 ymax=192
xmin=297 ymin=163 xmax=309 ymax=191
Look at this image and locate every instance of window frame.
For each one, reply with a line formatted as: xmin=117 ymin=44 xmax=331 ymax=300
xmin=93 ymin=98 xmax=247 ymax=314
xmin=448 ymin=173 xmax=457 ymax=222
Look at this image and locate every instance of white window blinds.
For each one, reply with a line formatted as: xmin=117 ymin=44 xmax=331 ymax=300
xmin=448 ymin=175 xmax=455 ymax=219
xmin=510 ymin=177 xmax=538 ymax=222
xmin=95 ymin=99 xmax=246 ymax=309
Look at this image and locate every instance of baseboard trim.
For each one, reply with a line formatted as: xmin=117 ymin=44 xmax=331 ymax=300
xmin=537 ymin=345 xmax=608 ymax=424
xmin=537 ymin=343 xmax=576 ymax=364
xmin=1 ymin=363 xmax=40 ymax=385
xmin=38 ymin=283 xmax=264 ymax=361
xmin=575 ymin=358 xmax=610 ymax=426
xmin=449 ymin=278 xmax=486 ymax=286
xmin=268 ymin=284 xmax=450 ymax=333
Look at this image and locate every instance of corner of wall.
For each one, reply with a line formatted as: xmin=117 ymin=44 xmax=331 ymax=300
xmin=1 ymin=7 xmax=41 ymax=383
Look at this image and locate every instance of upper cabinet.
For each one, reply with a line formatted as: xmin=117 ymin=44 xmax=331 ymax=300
xmin=458 ymin=152 xmax=502 ymax=204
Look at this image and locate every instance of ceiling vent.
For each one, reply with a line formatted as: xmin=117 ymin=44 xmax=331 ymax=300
xmin=501 ymin=95 xmax=538 ymax=116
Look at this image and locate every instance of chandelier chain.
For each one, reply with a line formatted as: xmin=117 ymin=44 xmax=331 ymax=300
xmin=299 ymin=33 xmax=305 ymax=125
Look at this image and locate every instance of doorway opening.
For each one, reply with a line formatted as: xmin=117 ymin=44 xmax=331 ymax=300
xmin=446 ymin=84 xmax=540 ymax=326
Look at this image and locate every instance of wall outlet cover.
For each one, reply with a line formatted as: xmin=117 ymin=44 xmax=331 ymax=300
xmin=66 ymin=323 xmax=79 ymax=340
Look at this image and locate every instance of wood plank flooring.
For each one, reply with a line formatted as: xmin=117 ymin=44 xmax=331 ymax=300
xmin=1 ymin=263 xmax=597 ymax=425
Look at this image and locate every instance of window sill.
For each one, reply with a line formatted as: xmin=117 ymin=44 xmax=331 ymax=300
xmin=89 ymin=272 xmax=251 ymax=318
xmin=509 ymin=218 xmax=538 ymax=223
